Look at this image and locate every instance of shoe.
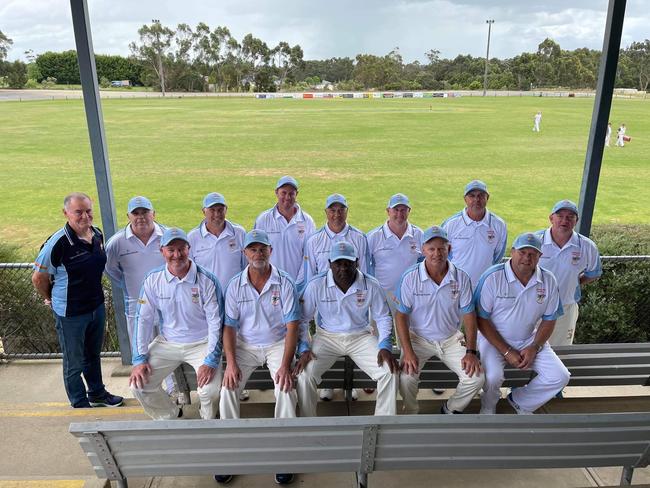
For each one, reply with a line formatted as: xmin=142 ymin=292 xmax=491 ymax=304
xmin=214 ymin=475 xmax=233 ymax=484
xmin=89 ymin=392 xmax=124 ymax=408
xmin=363 ymin=388 xmax=375 ymax=394
xmin=72 ymin=401 xmax=92 ymax=408
xmin=240 ymin=389 xmax=250 ymax=402
xmin=440 ymin=402 xmax=461 ymax=414
xmin=275 ymin=473 xmax=294 ymax=485
xmin=177 ymin=407 xmax=183 ymax=418
xmin=432 ymin=388 xmax=444 ymax=395
xmin=319 ymin=388 xmax=333 ymax=401
xmin=351 ymin=388 xmax=358 ymax=401
xmin=507 ymin=392 xmax=532 ymax=415
xmin=555 ymin=389 xmax=564 ymax=399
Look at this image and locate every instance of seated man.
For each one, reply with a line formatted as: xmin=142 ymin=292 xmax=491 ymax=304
xmin=396 ymin=226 xmax=484 ymax=414
xmin=129 ymin=228 xmax=223 ymax=420
xmin=475 ymin=232 xmax=570 ymax=414
xmin=296 ymin=241 xmax=398 ymax=417
xmin=218 ymin=229 xmax=300 ymax=486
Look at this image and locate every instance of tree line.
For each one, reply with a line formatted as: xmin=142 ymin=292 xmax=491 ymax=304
xmin=1 ymin=23 xmax=649 ymax=93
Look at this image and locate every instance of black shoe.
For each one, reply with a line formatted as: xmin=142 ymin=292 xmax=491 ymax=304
xmin=72 ymin=401 xmax=92 ymax=408
xmin=432 ymin=389 xmax=444 ymax=395
xmin=440 ymin=402 xmax=461 ymax=414
xmin=214 ymin=475 xmax=233 ymax=484
xmin=275 ymin=473 xmax=294 ymax=485
xmin=88 ymin=392 xmax=124 ymax=407
xmin=177 ymin=407 xmax=183 ymax=418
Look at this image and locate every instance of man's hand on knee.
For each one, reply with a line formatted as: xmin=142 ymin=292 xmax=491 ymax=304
xmin=222 ymin=363 xmax=241 ymax=390
xmin=197 ymin=364 xmax=216 ymax=388
xmin=377 ymin=349 xmax=398 ymax=374
xmin=129 ymin=363 xmax=152 ymax=389
xmin=292 ymin=350 xmax=315 ymax=376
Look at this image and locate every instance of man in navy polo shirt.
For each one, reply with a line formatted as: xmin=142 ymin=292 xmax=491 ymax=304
xmin=32 ymin=192 xmax=123 ymax=408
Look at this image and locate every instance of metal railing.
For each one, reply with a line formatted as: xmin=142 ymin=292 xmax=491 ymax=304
xmin=1 ymin=257 xmax=649 ymax=359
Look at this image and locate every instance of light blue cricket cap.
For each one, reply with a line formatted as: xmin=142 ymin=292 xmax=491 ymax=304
xmin=325 ymin=193 xmax=348 ymax=209
xmin=160 ymin=227 xmax=189 ymax=247
xmin=330 ymin=241 xmax=357 ymax=262
xmin=127 ymin=196 xmax=154 ymax=213
xmin=423 ymin=226 xmax=449 ymax=243
xmin=464 ymin=179 xmax=489 ymax=196
xmin=276 ymin=175 xmax=299 ymax=190
xmin=203 ymin=192 xmax=226 ymax=208
xmin=244 ymin=229 xmax=271 ymax=248
xmin=512 ymin=232 xmax=543 ymax=252
xmin=388 ymin=193 xmax=411 ymax=208
xmin=551 ymin=199 xmax=579 ymax=216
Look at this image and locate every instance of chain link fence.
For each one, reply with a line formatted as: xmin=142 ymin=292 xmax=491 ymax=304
xmin=0 ymin=263 xmax=120 ymax=359
xmin=1 ymin=257 xmax=649 ymax=359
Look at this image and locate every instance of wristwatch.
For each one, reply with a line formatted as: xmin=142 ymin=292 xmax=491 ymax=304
xmin=535 ymin=343 xmax=544 ymax=353
xmin=466 ymin=349 xmax=478 ymax=355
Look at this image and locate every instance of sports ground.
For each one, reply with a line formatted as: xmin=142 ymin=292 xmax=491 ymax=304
xmin=0 ymin=95 xmax=648 ymax=257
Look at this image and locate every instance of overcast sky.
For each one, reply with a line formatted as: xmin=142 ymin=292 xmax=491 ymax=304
xmin=1 ymin=0 xmax=649 ymax=63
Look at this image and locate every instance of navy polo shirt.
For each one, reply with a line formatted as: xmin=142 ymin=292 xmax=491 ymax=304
xmin=34 ymin=223 xmax=107 ymax=317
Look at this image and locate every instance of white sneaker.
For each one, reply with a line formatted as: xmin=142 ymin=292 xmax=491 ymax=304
xmin=319 ymin=388 xmax=334 ymax=401
xmin=351 ymin=388 xmax=358 ymax=401
xmin=239 ymin=389 xmax=250 ymax=402
xmin=507 ymin=392 xmax=533 ymax=415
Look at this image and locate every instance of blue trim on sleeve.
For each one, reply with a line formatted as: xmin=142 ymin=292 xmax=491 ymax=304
xmin=378 ymin=337 xmax=392 ymax=351
xmin=224 ymin=315 xmax=239 ymax=328
xmin=543 ymin=300 xmax=564 ymax=321
xmin=460 ymin=302 xmax=475 ymax=314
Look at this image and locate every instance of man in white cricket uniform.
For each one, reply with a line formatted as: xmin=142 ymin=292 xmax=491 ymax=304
xmin=536 ymin=200 xmax=602 ymax=346
xmin=367 ymin=193 xmax=423 ymax=314
xmin=188 ymin=192 xmax=246 ymax=291
xmin=617 ymin=123 xmax=626 ymax=147
xmin=105 ymin=196 xmax=165 ymax=343
xmin=533 ymin=111 xmax=542 ymax=132
xmin=129 ymin=228 xmax=224 ymax=420
xmin=441 ymin=180 xmax=507 ymax=288
xmin=475 ymin=232 xmax=570 ymax=414
xmin=303 ymin=193 xmax=371 ymax=401
xmin=254 ymin=176 xmax=315 ymax=284
xmin=395 ymin=226 xmax=484 ymax=414
xmin=219 ymin=229 xmax=300 ymax=486
xmin=296 ymin=241 xmax=399 ymax=417
xmin=605 ymin=122 xmax=612 ymax=147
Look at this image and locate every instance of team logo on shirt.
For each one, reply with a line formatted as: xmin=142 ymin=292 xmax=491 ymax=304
xmin=571 ymin=251 xmax=581 ymax=265
xmin=356 ymin=290 xmax=367 ymax=307
xmin=297 ymin=224 xmax=305 ymax=236
xmin=229 ymin=239 xmax=237 ymax=251
xmin=271 ymin=289 xmax=281 ymax=306
xmin=450 ymin=282 xmax=460 ymax=300
xmin=536 ymin=287 xmax=546 ymax=304
xmin=486 ymin=229 xmax=496 ymax=243
xmin=409 ymin=240 xmax=418 ymax=253
xmin=191 ymin=287 xmax=200 ymax=304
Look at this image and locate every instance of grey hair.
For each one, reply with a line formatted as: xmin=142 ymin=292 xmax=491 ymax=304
xmin=63 ymin=192 xmax=93 ymax=210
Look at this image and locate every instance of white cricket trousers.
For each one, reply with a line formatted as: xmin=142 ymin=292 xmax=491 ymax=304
xmin=131 ymin=336 xmax=222 ymax=420
xmin=548 ymin=303 xmax=579 ymax=346
xmin=399 ymin=330 xmax=484 ymax=414
xmin=297 ymin=328 xmax=398 ymax=417
xmin=479 ymin=335 xmax=570 ymax=414
xmin=219 ymin=338 xmax=297 ymax=419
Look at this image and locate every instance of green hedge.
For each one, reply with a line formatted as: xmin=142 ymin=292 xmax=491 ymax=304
xmin=575 ymin=224 xmax=650 ymax=343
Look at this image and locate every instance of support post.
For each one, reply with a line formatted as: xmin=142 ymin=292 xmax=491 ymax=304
xmin=69 ymin=0 xmax=131 ymax=364
xmin=578 ymin=0 xmax=627 ymax=237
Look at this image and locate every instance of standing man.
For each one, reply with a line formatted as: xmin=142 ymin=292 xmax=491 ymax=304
xmin=536 ymin=200 xmax=602 ymax=346
xmin=605 ymin=122 xmax=612 ymax=147
xmin=617 ymin=123 xmax=626 ymax=147
xmin=395 ymin=226 xmax=484 ymax=414
xmin=188 ymin=192 xmax=246 ymax=291
xmin=367 ymin=193 xmax=423 ymax=314
xmin=254 ymin=176 xmax=315 ymax=284
xmin=219 ymin=229 xmax=299 ymax=486
xmin=475 ymin=233 xmax=570 ymax=415
xmin=441 ymin=180 xmax=507 ymax=288
xmin=32 ymin=192 xmax=123 ymax=408
xmin=105 ymin=196 xmax=165 ymax=343
xmin=296 ymin=242 xmax=399 ymax=417
xmin=533 ymin=111 xmax=542 ymax=132
xmin=304 ymin=194 xmax=370 ymax=401
xmin=129 ymin=228 xmax=223 ymax=420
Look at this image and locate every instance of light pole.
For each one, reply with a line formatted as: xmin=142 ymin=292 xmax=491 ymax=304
xmin=483 ymin=19 xmax=494 ymax=97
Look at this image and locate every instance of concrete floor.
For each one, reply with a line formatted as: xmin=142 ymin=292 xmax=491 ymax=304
xmin=1 ymin=358 xmax=649 ymax=488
